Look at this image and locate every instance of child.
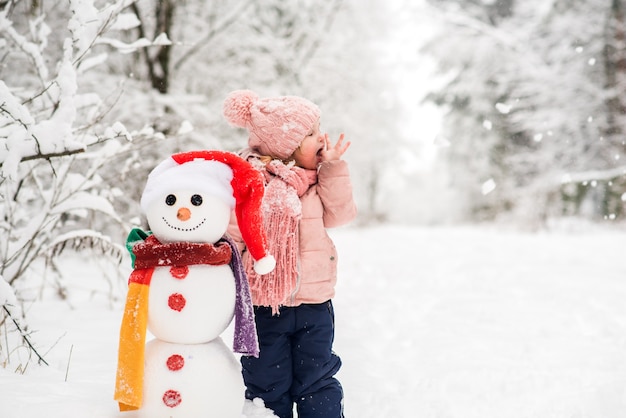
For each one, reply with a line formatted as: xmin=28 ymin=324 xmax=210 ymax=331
xmin=223 ymin=90 xmax=357 ymax=418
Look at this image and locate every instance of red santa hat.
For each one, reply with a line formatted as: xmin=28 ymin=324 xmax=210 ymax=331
xmin=140 ymin=150 xmax=275 ymax=275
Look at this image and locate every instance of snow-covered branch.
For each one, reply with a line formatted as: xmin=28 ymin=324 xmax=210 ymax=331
xmin=0 ymin=275 xmax=17 ymax=307
xmin=560 ymin=165 xmax=626 ymax=184
xmin=0 ymin=9 xmax=49 ymax=81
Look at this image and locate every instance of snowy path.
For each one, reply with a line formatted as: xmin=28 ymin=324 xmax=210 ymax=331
xmin=1 ymin=224 xmax=626 ymax=417
xmin=333 ymin=225 xmax=626 ymax=417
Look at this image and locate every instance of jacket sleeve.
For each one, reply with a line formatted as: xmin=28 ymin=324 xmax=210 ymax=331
xmin=316 ymin=160 xmax=358 ymax=228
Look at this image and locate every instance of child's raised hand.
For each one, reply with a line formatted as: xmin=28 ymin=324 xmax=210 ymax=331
xmin=321 ymin=133 xmax=351 ymax=162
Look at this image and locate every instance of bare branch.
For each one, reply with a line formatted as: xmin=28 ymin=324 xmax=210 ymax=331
xmin=2 ymin=306 xmax=49 ymax=366
xmin=0 ymin=147 xmax=86 ymax=169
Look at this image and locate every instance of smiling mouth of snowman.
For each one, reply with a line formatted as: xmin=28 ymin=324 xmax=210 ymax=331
xmin=162 ymin=216 xmax=207 ymax=232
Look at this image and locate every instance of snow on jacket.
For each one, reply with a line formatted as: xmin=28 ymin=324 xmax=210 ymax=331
xmin=228 ymin=159 xmax=357 ymax=307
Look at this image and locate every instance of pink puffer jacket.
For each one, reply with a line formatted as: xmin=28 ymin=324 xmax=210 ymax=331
xmin=228 ymin=159 xmax=357 ymax=307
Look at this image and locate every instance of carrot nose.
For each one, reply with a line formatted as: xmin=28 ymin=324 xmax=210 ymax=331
xmin=177 ymin=207 xmax=191 ymax=221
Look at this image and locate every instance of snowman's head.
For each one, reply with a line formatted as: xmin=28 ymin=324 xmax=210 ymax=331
xmin=140 ymin=151 xmax=276 ymax=275
xmin=145 ymin=190 xmax=231 ymax=244
xmin=141 ymin=159 xmax=235 ymax=244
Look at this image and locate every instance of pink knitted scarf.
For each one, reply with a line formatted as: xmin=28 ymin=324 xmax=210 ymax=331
xmin=244 ymin=157 xmax=317 ymax=313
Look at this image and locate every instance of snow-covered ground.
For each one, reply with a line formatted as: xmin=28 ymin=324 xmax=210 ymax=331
xmin=2 ymin=223 xmax=626 ymax=417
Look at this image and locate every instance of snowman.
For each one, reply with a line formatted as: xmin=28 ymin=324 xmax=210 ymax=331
xmin=114 ymin=150 xmax=275 ymax=417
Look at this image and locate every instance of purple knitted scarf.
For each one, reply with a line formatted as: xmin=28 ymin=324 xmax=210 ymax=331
xmin=221 ymin=234 xmax=259 ymax=357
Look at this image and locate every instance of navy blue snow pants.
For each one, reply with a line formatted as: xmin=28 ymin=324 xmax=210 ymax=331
xmin=241 ymin=301 xmax=344 ymax=418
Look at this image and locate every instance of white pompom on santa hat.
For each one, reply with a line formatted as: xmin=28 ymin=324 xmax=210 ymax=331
xmin=140 ymin=150 xmax=276 ymax=275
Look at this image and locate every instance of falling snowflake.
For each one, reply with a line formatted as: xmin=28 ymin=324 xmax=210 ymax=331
xmin=481 ymin=178 xmax=496 ymax=195
xmin=495 ymin=103 xmax=511 ymax=114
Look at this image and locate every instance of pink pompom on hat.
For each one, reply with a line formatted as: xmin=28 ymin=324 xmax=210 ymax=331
xmin=141 ymin=150 xmax=276 ymax=275
xmin=223 ymin=90 xmax=321 ymax=160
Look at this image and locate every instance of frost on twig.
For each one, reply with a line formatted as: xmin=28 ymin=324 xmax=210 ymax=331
xmin=2 ymin=306 xmax=49 ymax=367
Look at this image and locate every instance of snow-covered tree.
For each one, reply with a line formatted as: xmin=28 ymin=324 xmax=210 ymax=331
xmin=422 ymin=0 xmax=626 ymax=224
xmin=0 ymin=0 xmax=174 ymax=367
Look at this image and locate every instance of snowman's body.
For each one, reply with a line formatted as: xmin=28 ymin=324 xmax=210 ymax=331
xmin=140 ymin=264 xmax=242 ymax=417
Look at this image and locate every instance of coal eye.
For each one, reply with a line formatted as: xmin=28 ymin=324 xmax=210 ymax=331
xmin=191 ymin=194 xmax=203 ymax=206
xmin=165 ymin=194 xmax=176 ymax=206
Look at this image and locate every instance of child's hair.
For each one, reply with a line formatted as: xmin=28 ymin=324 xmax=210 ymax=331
xmin=223 ymin=90 xmax=320 ymax=160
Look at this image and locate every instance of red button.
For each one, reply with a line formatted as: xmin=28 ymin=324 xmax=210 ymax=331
xmin=168 ymin=293 xmax=186 ymax=311
xmin=170 ymin=266 xmax=189 ymax=279
xmin=166 ymin=354 xmax=185 ymax=371
xmin=162 ymin=389 xmax=182 ymax=408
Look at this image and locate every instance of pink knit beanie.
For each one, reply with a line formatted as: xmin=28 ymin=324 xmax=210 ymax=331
xmin=223 ymin=90 xmax=321 ymax=160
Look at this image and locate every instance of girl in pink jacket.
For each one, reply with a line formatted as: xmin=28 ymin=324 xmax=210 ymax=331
xmin=224 ymin=90 xmax=357 ymax=418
